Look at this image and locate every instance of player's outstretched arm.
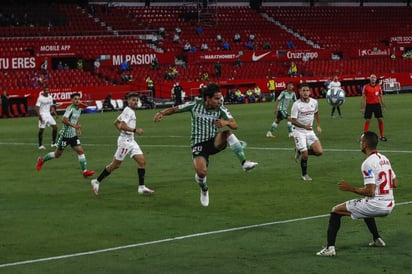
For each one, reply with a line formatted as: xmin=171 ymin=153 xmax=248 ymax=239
xmin=153 ymin=106 xmax=179 ymax=122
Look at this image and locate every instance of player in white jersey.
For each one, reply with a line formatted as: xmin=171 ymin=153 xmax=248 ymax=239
xmin=90 ymin=92 xmax=154 ymax=196
xmin=290 ymin=83 xmax=323 ymax=181
xmin=266 ymin=81 xmax=297 ymax=139
xmin=327 ymin=75 xmax=343 ymax=118
xmin=317 ymin=131 xmax=397 ymax=257
xmin=153 ymin=83 xmax=258 ymax=207
xmin=35 ymin=87 xmax=58 ymax=150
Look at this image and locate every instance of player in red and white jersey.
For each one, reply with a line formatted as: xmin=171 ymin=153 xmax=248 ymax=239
xmin=317 ymin=131 xmax=397 ymax=257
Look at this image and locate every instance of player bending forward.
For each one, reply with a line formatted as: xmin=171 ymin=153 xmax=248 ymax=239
xmin=317 ymin=131 xmax=397 ymax=257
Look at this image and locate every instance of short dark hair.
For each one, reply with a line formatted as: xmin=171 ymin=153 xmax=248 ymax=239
xmin=299 ymin=83 xmax=310 ymax=89
xmin=362 ymin=131 xmax=379 ymax=149
xmin=126 ymin=92 xmax=139 ymax=99
xmin=201 ymin=83 xmax=220 ymax=100
xmin=70 ymin=92 xmax=81 ymax=99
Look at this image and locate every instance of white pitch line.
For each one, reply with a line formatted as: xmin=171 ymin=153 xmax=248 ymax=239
xmin=1 ymin=201 xmax=411 ymax=269
xmin=0 ymin=142 xmax=411 ymax=154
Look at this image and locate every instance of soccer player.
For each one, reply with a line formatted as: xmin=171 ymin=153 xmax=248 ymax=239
xmin=153 ymin=83 xmax=258 ymax=207
xmin=290 ymin=83 xmax=323 ymax=181
xmin=266 ymin=81 xmax=297 ymax=139
xmin=327 ymin=75 xmax=343 ymax=118
xmin=35 ymin=86 xmax=58 ymax=150
xmin=36 ymin=93 xmax=95 ymax=178
xmin=316 ymin=131 xmax=397 ymax=257
xmin=361 ymin=74 xmax=387 ymax=141
xmin=90 ymin=92 xmax=154 ymax=196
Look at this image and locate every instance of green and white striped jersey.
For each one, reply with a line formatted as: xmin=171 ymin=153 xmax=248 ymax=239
xmin=277 ymin=90 xmax=297 ymax=112
xmin=178 ymin=98 xmax=233 ymax=146
xmin=59 ymin=105 xmax=81 ymax=138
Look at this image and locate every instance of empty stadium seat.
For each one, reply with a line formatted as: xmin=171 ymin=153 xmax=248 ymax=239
xmin=95 ymin=100 xmax=103 ymax=112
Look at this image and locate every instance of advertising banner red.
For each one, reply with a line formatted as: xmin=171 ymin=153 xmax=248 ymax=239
xmin=191 ymin=49 xmax=332 ymax=63
xmin=344 ymin=47 xmax=391 ymax=58
xmin=36 ymin=43 xmax=77 ymax=57
xmin=390 ymin=36 xmax=412 ymax=46
xmin=8 ymin=72 xmax=411 ymax=109
xmin=0 ymin=56 xmax=36 ymax=70
xmin=98 ymin=52 xmax=174 ymax=68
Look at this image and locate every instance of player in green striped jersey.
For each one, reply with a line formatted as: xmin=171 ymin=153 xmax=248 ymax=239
xmin=266 ymin=81 xmax=297 ymax=139
xmin=36 ymin=93 xmax=95 ymax=178
xmin=154 ymin=83 xmax=258 ymax=207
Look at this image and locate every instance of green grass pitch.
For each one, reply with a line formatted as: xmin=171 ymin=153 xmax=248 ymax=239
xmin=0 ymin=93 xmax=411 ymax=273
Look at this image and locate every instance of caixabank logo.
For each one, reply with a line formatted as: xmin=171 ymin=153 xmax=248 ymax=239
xmin=359 ymin=49 xmax=390 ymax=57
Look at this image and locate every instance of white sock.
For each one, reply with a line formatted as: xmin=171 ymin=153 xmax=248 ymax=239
xmin=195 ymin=174 xmax=207 ymax=184
xmin=227 ymin=133 xmax=239 ymax=146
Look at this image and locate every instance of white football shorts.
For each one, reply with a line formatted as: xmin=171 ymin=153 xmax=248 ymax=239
xmin=293 ymin=129 xmax=319 ymax=152
xmin=38 ymin=113 xmax=57 ymax=128
xmin=346 ymin=198 xmax=394 ymax=219
xmin=114 ymin=136 xmax=143 ymax=161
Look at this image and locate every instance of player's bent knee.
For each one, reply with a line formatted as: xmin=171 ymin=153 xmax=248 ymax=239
xmin=196 ymin=169 xmax=207 ymax=178
xmin=196 ymin=172 xmax=207 ymax=179
xmin=221 ymin=130 xmax=232 ymax=138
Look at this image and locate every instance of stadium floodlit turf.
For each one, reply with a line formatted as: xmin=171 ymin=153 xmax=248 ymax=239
xmin=1 ymin=93 xmax=411 ymax=273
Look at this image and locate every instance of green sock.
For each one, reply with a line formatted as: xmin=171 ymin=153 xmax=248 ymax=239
xmin=230 ymin=142 xmax=246 ymax=163
xmin=199 ymin=182 xmax=208 ymax=191
xmin=195 ymin=174 xmax=208 ymax=191
xmin=43 ymin=152 xmax=55 ymax=162
xmin=269 ymin=123 xmax=278 ymax=133
xmin=78 ymin=154 xmax=87 ymax=171
xmin=287 ymin=124 xmax=293 ymax=133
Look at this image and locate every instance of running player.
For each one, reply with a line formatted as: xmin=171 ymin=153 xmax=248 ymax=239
xmin=290 ymin=83 xmax=323 ymax=181
xmin=36 ymin=92 xmax=95 ymax=178
xmin=90 ymin=92 xmax=154 ymax=195
xmin=266 ymin=81 xmax=297 ymax=139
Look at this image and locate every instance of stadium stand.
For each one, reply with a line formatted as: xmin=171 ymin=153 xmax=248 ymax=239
xmin=0 ymin=1 xmax=411 ymax=113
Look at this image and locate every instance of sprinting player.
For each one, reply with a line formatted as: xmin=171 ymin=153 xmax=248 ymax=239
xmin=316 ymin=131 xmax=397 ymax=256
xmin=290 ymin=83 xmax=323 ymax=181
xmin=36 ymin=92 xmax=95 ymax=178
xmin=361 ymin=74 xmax=387 ymax=141
xmin=153 ymin=83 xmax=258 ymax=207
xmin=266 ymin=81 xmax=297 ymax=139
xmin=90 ymin=92 xmax=154 ymax=195
xmin=35 ymin=86 xmax=58 ymax=150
